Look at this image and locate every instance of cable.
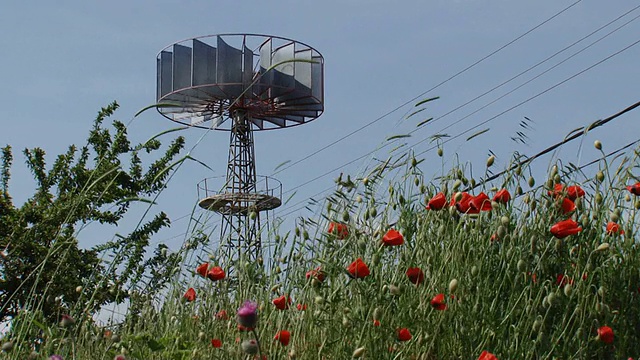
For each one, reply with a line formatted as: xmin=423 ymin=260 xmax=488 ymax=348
xmin=404 ymin=5 xmax=640 ymax=133
xmin=268 ymin=1 xmax=584 ymax=178
xmin=162 ymin=1 xmax=615 ymax=227
xmin=413 ymin=36 xmax=640 ymax=157
xmin=463 ymin=99 xmax=640 ymax=192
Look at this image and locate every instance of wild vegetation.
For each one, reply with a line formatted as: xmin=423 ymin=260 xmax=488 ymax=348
xmin=1 ymin=102 xmax=640 ymax=359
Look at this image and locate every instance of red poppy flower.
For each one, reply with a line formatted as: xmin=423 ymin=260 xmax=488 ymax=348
xmin=597 ymin=326 xmax=614 ymax=344
xmin=549 ymin=184 xmax=585 ymax=200
xmin=627 ymin=182 xmax=640 ymax=196
xmin=490 ymin=233 xmax=499 ymax=242
xmin=296 ymin=303 xmax=307 ymax=311
xmin=550 ymin=219 xmax=582 ymax=239
xmin=328 ymin=222 xmax=349 ymax=239
xmin=426 ymin=192 xmax=447 ymax=210
xmin=207 ymin=266 xmax=225 ymax=281
xmin=196 ymin=263 xmax=209 ymax=277
xmin=397 ymin=328 xmax=412 ymax=341
xmin=346 ymin=258 xmax=370 ymax=279
xmin=430 ymin=293 xmax=447 ymax=310
xmin=606 ymin=222 xmax=624 ymax=235
xmin=215 ymin=310 xmax=228 ymax=320
xmin=183 ymin=288 xmax=196 ymax=302
xmin=528 ymin=272 xmax=538 ymax=284
xmin=406 ymin=267 xmax=424 ymax=285
xmin=453 ymin=192 xmax=475 ymax=213
xmin=272 ymin=295 xmax=291 ymax=310
xmin=566 ymin=185 xmax=585 ymax=200
xmin=211 ymin=338 xmax=222 ymax=348
xmin=556 ymin=274 xmax=574 ymax=287
xmin=492 ymin=189 xmax=511 ymax=204
xmin=470 ymin=192 xmax=492 ymax=212
xmin=306 ymin=267 xmax=326 ymax=282
xmin=274 ymin=330 xmax=291 ymax=346
xmin=373 ymin=319 xmax=381 ymax=327
xmin=382 ymin=229 xmax=404 ymax=246
xmin=560 ymin=197 xmax=575 ymax=214
xmin=478 ymin=350 xmax=498 ymax=360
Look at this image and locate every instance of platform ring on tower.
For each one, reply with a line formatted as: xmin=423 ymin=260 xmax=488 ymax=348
xmin=156 ymin=33 xmax=324 ymax=131
xmin=197 ymin=175 xmax=283 ymax=214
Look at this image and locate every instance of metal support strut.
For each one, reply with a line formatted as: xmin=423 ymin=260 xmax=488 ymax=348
xmin=219 ymin=109 xmax=262 ymax=272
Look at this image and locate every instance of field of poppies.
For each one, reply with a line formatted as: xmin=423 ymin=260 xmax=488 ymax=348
xmin=3 ymin=138 xmax=640 ymax=360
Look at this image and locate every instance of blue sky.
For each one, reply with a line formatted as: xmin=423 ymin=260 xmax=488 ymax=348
xmin=1 ymin=1 xmax=640 ymax=251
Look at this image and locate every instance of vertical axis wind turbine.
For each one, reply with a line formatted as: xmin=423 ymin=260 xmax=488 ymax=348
xmin=155 ymin=34 xmax=324 ymax=273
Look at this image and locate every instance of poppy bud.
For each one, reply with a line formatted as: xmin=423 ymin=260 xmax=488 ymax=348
xmin=389 ymin=284 xmax=401 ymax=296
xmin=342 ymin=316 xmax=351 ymax=328
xmin=314 ymin=296 xmax=325 ymax=305
xmin=1 ymin=341 xmax=13 ymax=352
xmin=76 ymin=286 xmax=83 ymax=293
xmin=352 ymin=346 xmax=366 ymax=358
xmin=594 ymin=140 xmax=602 ymax=150
xmin=249 ymin=211 xmax=257 ymax=220
xmin=595 ymin=243 xmax=609 ymax=252
xmin=241 ymin=339 xmax=259 ymax=355
xmin=564 ymin=284 xmax=573 ymax=297
xmin=373 ymin=307 xmax=382 ymax=320
xmin=596 ymin=171 xmax=604 ymax=183
xmin=449 ymin=279 xmax=458 ymax=293
xmin=453 ymin=180 xmax=461 ymax=191
xmin=528 ymin=176 xmax=535 ymax=187
xmin=486 ymin=155 xmax=495 ymax=167
xmin=437 ymin=148 xmax=443 ymax=157
xmin=60 ymin=315 xmax=75 ymax=327
xmin=471 ymin=266 xmax=478 ymax=276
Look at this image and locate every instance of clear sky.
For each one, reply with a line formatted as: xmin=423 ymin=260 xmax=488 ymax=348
xmin=1 ymin=1 xmax=640 ymax=251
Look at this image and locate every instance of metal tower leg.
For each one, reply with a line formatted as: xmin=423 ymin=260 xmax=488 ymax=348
xmin=220 ymin=109 xmax=262 ymax=274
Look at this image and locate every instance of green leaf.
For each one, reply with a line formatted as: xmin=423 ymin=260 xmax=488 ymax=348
xmin=115 ymin=197 xmax=158 ymax=206
xmin=273 ymin=160 xmax=292 ymax=172
xmin=466 ymin=128 xmax=490 ymax=141
xmin=414 ymin=96 xmax=440 ymax=107
xmin=386 ymin=134 xmax=411 ymax=141
xmin=405 ymin=108 xmax=426 ymax=120
xmin=134 ymin=103 xmax=184 ymax=117
xmin=416 ymin=117 xmax=434 ymax=127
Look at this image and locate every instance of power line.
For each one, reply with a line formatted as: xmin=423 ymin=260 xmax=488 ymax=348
xmin=162 ymin=1 xmax=604 ymax=228
xmin=463 ymin=99 xmax=640 ymax=192
xmin=268 ymin=1 xmax=583 ymax=178
xmin=414 ymin=36 xmax=640 ymax=158
xmin=403 ymin=4 xmax=640 ymax=134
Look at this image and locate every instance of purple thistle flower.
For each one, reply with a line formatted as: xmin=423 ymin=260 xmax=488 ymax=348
xmin=237 ymin=300 xmax=258 ymax=328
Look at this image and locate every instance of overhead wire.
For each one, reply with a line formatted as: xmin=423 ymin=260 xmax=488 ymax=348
xmin=413 ymin=36 xmax=640 ymax=159
xmin=152 ymin=4 xmax=639 ymax=245
xmin=268 ymin=0 xmax=584 ymax=178
xmin=163 ymin=1 xmax=599 ymax=229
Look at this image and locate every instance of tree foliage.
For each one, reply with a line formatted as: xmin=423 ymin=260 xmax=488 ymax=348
xmin=0 ymin=102 xmax=185 ymax=324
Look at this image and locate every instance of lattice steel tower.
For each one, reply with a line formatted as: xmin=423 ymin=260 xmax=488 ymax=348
xmin=155 ymin=34 xmax=324 ymax=272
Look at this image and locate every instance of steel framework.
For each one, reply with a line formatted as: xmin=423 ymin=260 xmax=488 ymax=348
xmin=156 ymin=34 xmax=323 ymax=274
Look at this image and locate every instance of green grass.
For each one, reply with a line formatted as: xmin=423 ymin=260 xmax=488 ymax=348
xmin=3 ymin=138 xmax=640 ymax=360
